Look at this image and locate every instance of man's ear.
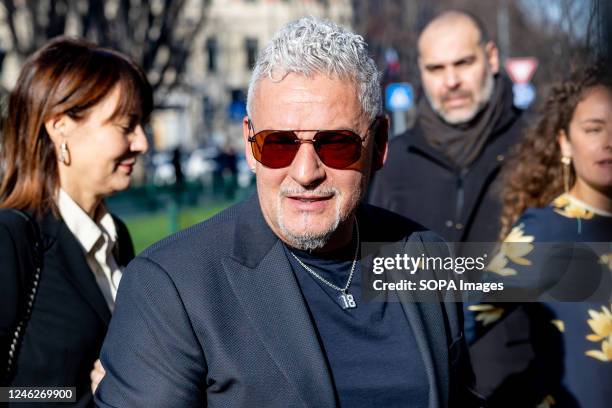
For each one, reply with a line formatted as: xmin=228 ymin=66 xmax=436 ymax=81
xmin=485 ymin=41 xmax=500 ymax=75
xmin=372 ymin=116 xmax=389 ymax=171
xmin=242 ymin=116 xmax=257 ymax=171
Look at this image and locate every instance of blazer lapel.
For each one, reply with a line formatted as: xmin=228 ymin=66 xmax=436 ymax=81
xmin=391 ymin=237 xmax=450 ymax=408
xmin=43 ymin=215 xmax=111 ymax=326
xmin=399 ymin=299 xmax=448 ymax=408
xmin=360 ymin=226 xmax=447 ymax=408
xmin=223 ymin=243 xmax=336 ymax=407
xmin=222 ymin=195 xmax=336 ymax=407
xmin=362 ymin=242 xmax=446 ymax=408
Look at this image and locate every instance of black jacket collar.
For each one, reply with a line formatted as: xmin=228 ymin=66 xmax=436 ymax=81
xmin=39 ymin=212 xmax=133 ymax=326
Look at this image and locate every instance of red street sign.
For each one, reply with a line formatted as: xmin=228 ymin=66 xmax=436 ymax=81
xmin=505 ymin=57 xmax=538 ymax=84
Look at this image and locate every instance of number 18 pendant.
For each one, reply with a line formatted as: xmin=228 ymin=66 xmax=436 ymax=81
xmin=338 ymin=291 xmax=357 ymax=310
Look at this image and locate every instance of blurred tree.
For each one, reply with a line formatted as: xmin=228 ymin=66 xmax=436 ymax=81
xmin=593 ymin=0 xmax=612 ymax=61
xmin=351 ymin=0 xmax=429 ymax=90
xmin=515 ymin=0 xmax=597 ymax=78
xmin=0 ymin=0 xmax=206 ymax=98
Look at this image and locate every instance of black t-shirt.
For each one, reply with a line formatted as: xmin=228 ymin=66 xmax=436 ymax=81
xmin=284 ymin=240 xmax=429 ymax=408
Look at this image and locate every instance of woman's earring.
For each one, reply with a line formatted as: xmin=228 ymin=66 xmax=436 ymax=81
xmin=561 ymin=155 xmax=572 ymax=193
xmin=58 ymin=141 xmax=69 ymax=164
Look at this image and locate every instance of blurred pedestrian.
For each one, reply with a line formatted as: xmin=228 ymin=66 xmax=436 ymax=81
xmin=369 ymin=10 xmax=526 ymax=242
xmin=368 ymin=10 xmax=529 ymax=404
xmin=222 ymin=146 xmax=238 ymax=200
xmin=171 ymin=146 xmax=184 ymax=187
xmin=0 ymin=37 xmax=152 ymax=407
xmin=469 ymin=62 xmax=612 ymax=408
xmin=171 ymin=146 xmax=184 ymax=205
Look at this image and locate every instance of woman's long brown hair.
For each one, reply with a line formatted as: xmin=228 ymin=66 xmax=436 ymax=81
xmin=499 ymin=63 xmax=612 ymax=239
xmin=0 ymin=37 xmax=152 ymax=216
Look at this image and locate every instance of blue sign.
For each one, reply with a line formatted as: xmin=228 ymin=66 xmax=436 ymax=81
xmin=385 ymin=83 xmax=414 ymax=112
xmin=512 ymin=83 xmax=536 ymax=109
xmin=228 ymin=100 xmax=247 ymax=122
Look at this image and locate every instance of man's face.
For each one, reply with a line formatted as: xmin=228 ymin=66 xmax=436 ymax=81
xmin=418 ymin=20 xmax=499 ymax=124
xmin=243 ymin=73 xmax=386 ymax=251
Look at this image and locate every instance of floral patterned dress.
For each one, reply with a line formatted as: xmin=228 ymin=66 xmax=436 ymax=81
xmin=470 ymin=194 xmax=612 ymax=408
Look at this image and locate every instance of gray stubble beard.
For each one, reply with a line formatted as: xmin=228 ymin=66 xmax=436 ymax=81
xmin=426 ymin=68 xmax=495 ymax=125
xmin=276 ymin=187 xmax=346 ymax=251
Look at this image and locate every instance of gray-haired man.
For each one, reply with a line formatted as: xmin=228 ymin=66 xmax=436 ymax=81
xmin=96 ymin=17 xmax=481 ymax=408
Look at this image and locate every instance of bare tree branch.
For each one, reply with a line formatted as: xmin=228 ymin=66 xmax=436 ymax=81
xmin=1 ymin=0 xmax=26 ymax=55
xmin=0 ymin=0 xmax=207 ymax=100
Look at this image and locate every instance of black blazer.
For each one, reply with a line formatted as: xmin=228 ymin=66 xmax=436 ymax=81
xmin=368 ymin=106 xmax=525 ymax=243
xmin=0 ymin=210 xmax=134 ymax=407
xmin=96 ymin=195 xmax=481 ymax=407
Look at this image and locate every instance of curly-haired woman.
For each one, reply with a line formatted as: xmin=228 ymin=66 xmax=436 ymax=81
xmin=500 ymin=65 xmax=612 ymax=239
xmin=471 ymin=63 xmax=612 ymax=408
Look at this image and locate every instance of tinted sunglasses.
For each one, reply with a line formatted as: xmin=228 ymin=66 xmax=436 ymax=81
xmin=248 ymin=119 xmax=379 ymax=169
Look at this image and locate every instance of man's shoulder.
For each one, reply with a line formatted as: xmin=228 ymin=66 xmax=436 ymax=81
xmin=376 ymin=130 xmax=422 ymax=178
xmin=359 ymin=203 xmax=442 ymax=243
xmin=499 ymin=106 xmax=527 ymax=142
xmin=386 ymin=131 xmax=413 ymax=158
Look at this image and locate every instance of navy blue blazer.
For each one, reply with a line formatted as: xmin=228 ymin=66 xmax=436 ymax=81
xmin=95 ymin=195 xmax=480 ymax=408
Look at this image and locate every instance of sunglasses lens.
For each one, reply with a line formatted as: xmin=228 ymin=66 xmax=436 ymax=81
xmin=258 ymin=131 xmax=299 ymax=168
xmin=250 ymin=129 xmax=363 ymax=169
xmin=315 ymin=131 xmax=362 ymax=168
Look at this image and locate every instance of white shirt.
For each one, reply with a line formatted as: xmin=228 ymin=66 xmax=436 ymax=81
xmin=57 ymin=189 xmax=122 ymax=311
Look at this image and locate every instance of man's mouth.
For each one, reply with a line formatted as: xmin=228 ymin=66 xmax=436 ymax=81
xmin=287 ymin=195 xmax=334 ymax=202
xmin=285 ymin=193 xmax=335 ymax=211
xmin=443 ymin=94 xmax=471 ymax=108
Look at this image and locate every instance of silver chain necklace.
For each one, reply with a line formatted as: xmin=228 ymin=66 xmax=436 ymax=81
xmin=290 ymin=217 xmax=359 ymax=310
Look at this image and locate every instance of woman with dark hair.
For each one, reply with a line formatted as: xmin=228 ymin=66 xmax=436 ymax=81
xmin=0 ymin=37 xmax=152 ymax=406
xmin=472 ymin=63 xmax=612 ymax=407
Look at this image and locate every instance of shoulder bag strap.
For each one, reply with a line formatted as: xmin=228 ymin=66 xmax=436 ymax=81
xmin=3 ymin=209 xmax=43 ymax=384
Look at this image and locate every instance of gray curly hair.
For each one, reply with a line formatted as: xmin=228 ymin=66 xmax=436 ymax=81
xmin=246 ymin=16 xmax=382 ymax=121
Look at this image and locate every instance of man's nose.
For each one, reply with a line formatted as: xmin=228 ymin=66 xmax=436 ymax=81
xmin=444 ymin=67 xmax=460 ymax=89
xmin=288 ymin=141 xmax=326 ymax=187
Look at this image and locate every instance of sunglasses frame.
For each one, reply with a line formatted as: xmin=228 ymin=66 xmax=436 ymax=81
xmin=247 ymin=118 xmax=382 ymax=169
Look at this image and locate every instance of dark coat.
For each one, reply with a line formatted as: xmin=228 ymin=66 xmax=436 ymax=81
xmin=0 ymin=210 xmax=134 ymax=407
xmin=95 ymin=195 xmax=482 ymax=408
xmin=369 ymin=108 xmax=525 ymax=243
